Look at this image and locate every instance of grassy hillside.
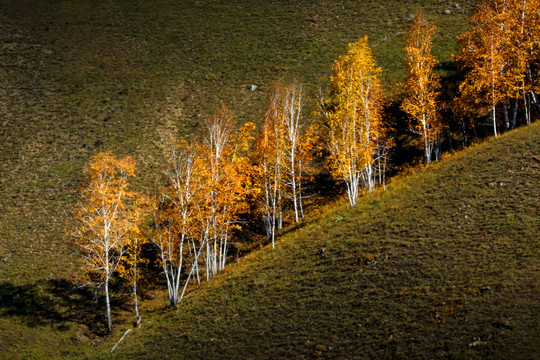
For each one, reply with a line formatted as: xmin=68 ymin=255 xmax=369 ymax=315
xmin=90 ymin=119 xmax=540 ymax=359
xmin=8 ymin=0 xmax=538 ymax=358
xmin=96 ymin=121 xmax=540 ymax=359
xmin=0 ymin=0 xmax=473 ymax=284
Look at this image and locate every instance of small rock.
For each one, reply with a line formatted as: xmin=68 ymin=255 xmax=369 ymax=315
xmin=248 ymin=84 xmax=257 ymax=92
xmin=316 ymin=248 xmax=326 ymax=256
xmin=405 ymin=14 xmax=414 ymax=20
xmin=443 ymin=9 xmax=452 ymax=15
xmin=480 ymin=286 xmax=492 ymax=293
xmin=469 ymin=339 xmax=486 ymax=347
xmin=488 ymin=156 xmax=494 ymax=162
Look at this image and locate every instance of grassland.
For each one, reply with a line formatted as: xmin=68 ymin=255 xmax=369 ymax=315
xmin=98 ymin=120 xmax=540 ymax=359
xmin=0 ymin=0 xmax=474 ymax=281
xmin=3 ymin=0 xmax=538 ymax=359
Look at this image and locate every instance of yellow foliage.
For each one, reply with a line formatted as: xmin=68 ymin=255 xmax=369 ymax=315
xmin=455 ymin=0 xmax=540 ymax=134
xmin=324 ymin=36 xmax=388 ymax=204
xmin=75 ymin=151 xmax=136 ymax=284
xmin=401 ymin=12 xmax=442 ymax=163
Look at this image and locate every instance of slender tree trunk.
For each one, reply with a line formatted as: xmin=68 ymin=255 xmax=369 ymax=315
xmin=179 ymin=264 xmax=194 ymax=303
xmin=178 ymin=239 xmax=205 ymax=303
xmin=365 ymin=163 xmax=374 ymax=192
xmin=206 ymin=241 xmax=210 ymax=282
xmin=492 ymin=103 xmax=498 ymax=138
xmin=298 ymin=158 xmax=305 ymax=223
xmin=512 ymin=97 xmax=519 ymax=129
xmin=424 ymin=136 xmax=431 ymax=164
xmin=105 ymin=273 xmax=112 ymax=332
xmin=221 ymin=229 xmax=228 ymax=270
xmin=347 ymin=170 xmax=360 ymax=206
xmin=382 ymin=156 xmax=387 ymax=190
xmin=172 ymin=239 xmax=184 ymax=305
xmin=271 ymin=210 xmax=276 ymax=249
xmin=162 ymin=256 xmax=173 ymax=305
xmin=523 ymin=90 xmax=530 ymax=125
xmin=434 ymin=134 xmax=440 ymax=162
xmin=132 ymin=252 xmax=140 ymax=325
xmin=502 ymin=99 xmax=510 ymax=130
xmin=422 ymin=114 xmax=431 ymax=164
xmin=346 ymin=176 xmax=353 ymax=206
xmin=292 ymin=176 xmax=299 ymax=225
xmin=278 ymin=191 xmax=283 ymax=230
xmin=195 ymin=247 xmax=200 ymax=284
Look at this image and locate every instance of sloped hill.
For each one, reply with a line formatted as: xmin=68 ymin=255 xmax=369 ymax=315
xmin=103 ymin=124 xmax=540 ymax=359
xmin=0 ymin=1 xmax=475 ymax=358
xmin=0 ymin=0 xmax=473 ymax=285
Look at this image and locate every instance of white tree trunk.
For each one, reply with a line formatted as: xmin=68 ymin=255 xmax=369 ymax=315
xmin=105 ymin=272 xmax=112 ymax=332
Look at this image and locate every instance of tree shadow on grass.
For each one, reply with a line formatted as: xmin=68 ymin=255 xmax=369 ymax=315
xmin=0 ymin=279 xmax=109 ymax=334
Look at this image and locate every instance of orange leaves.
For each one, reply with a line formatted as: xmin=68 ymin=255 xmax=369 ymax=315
xmin=155 ymin=105 xmax=256 ymax=289
xmin=456 ymin=2 xmax=508 ymax=99
xmin=324 ymin=36 xmax=387 ymax=204
xmin=252 ymin=79 xmax=310 ymax=244
xmin=202 ymin=105 xmax=252 ymax=227
xmin=73 ymin=151 xmax=137 ymax=331
xmin=455 ymin=0 xmax=540 ymax=135
xmin=401 ymin=13 xmax=442 ymax=164
xmin=76 ymin=152 xmax=136 ymax=273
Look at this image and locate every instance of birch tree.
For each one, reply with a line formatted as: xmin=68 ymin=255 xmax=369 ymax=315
xmin=252 ymin=79 xmax=310 ymax=247
xmin=155 ymin=141 xmax=203 ymax=306
xmin=200 ymin=106 xmax=253 ymax=276
xmin=402 ymin=13 xmax=442 ymax=163
xmin=73 ymin=152 xmax=135 ymax=332
xmin=454 ymin=0 xmax=539 ymax=136
xmin=507 ymin=0 xmax=540 ymax=126
xmin=282 ymin=80 xmax=307 ymax=224
xmin=118 ymin=196 xmax=149 ymax=325
xmin=456 ymin=1 xmax=506 ymax=138
xmin=253 ymin=85 xmax=286 ymax=247
xmin=325 ymin=36 xmax=387 ymax=206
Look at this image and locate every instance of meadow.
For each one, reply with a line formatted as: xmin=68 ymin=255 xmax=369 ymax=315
xmin=3 ymin=0 xmax=538 ymax=359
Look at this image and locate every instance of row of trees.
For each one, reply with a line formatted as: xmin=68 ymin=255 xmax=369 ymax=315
xmin=72 ymin=92 xmax=316 ymax=331
xmin=72 ymin=0 xmax=539 ymax=332
xmin=455 ymin=0 xmax=540 ymax=137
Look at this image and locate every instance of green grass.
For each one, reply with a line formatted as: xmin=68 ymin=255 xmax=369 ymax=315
xmin=0 ymin=0 xmax=474 ymax=281
xmin=88 ymin=121 xmax=539 ymax=359
xmin=7 ymin=0 xmax=538 ymax=358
